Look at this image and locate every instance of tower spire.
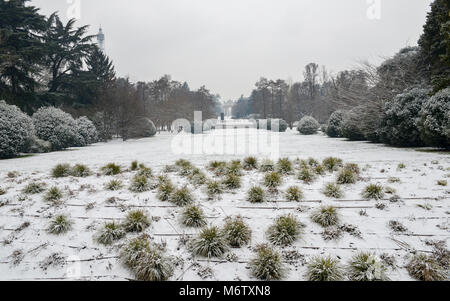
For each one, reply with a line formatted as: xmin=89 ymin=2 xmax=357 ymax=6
xmin=97 ymin=26 xmax=105 ymax=52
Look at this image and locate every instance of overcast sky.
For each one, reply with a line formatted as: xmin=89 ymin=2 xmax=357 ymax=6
xmin=31 ymin=0 xmax=433 ymax=102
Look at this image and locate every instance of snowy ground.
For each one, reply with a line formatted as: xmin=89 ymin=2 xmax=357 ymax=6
xmin=0 ymin=128 xmax=449 ymax=281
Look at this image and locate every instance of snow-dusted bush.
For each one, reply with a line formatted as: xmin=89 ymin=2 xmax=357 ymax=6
xmin=380 ymin=88 xmax=429 ymax=147
xmin=27 ymin=136 xmax=52 ymax=154
xmin=418 ymin=88 xmax=450 ymax=149
xmin=326 ymin=110 xmax=345 ymax=138
xmin=267 ymin=214 xmax=302 ymax=246
xmin=75 ymin=116 xmax=99 ymax=146
xmin=406 ymin=253 xmax=446 ymax=281
xmin=306 ymin=256 xmax=345 ymax=281
xmin=267 ymin=119 xmax=288 ymax=132
xmin=341 ymin=108 xmax=366 ymax=141
xmin=32 ymin=107 xmax=80 ymax=151
xmin=348 ymin=252 xmax=389 ymax=281
xmin=311 ymin=206 xmax=340 ymax=227
xmin=96 ymin=222 xmax=125 ymax=245
xmin=249 ymin=245 xmax=286 ymax=280
xmin=181 ymin=204 xmax=207 ymax=228
xmin=222 ymin=216 xmax=252 ymax=248
xmin=123 ymin=210 xmax=151 ymax=232
xmin=190 ymin=226 xmax=229 ymax=258
xmin=297 ymin=116 xmax=320 ymax=135
xmin=0 ymin=100 xmax=35 ymax=159
xmin=128 ymin=117 xmax=157 ymax=139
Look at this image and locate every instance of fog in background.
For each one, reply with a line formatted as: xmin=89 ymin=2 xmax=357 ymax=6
xmin=31 ymin=0 xmax=433 ymax=101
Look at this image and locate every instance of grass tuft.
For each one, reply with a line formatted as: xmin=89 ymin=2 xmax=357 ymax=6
xmin=267 ymin=214 xmax=302 ymax=246
xmin=263 ymin=172 xmax=282 ymax=190
xmin=71 ymin=164 xmax=92 ymax=177
xmin=347 ymin=252 xmax=389 ymax=281
xmin=157 ymin=180 xmax=175 ymax=202
xmin=47 ymin=215 xmax=73 ymax=235
xmin=311 ymin=206 xmax=340 ymax=227
xmin=22 ymin=182 xmax=46 ymax=194
xmin=96 ymin=222 xmax=125 ymax=245
xmin=190 ymin=226 xmax=229 ymax=258
xmin=170 ymin=186 xmax=194 ymax=206
xmin=362 ymin=184 xmax=385 ymax=200
xmin=259 ymin=159 xmax=275 ymax=172
xmin=285 ymin=186 xmax=303 ymax=202
xmin=336 ymin=168 xmax=357 ymax=184
xmin=44 ymin=187 xmax=63 ymax=204
xmin=243 ymin=157 xmax=258 ymax=170
xmin=222 ymin=174 xmax=241 ymax=190
xmin=277 ymin=158 xmax=292 ymax=174
xmin=246 ymin=186 xmax=265 ymax=203
xmin=322 ymin=157 xmax=343 ymax=172
xmin=129 ymin=175 xmax=151 ymax=193
xmin=306 ymin=256 xmax=345 ymax=281
xmin=406 ymin=253 xmax=446 ymax=281
xmin=105 ymin=179 xmax=123 ymax=191
xmin=52 ymin=164 xmax=72 ymax=178
xmin=249 ymin=244 xmax=285 ymax=280
xmin=322 ymin=183 xmax=344 ymax=199
xmin=222 ymin=216 xmax=252 ymax=248
xmin=181 ymin=204 xmax=207 ymax=228
xmin=123 ymin=210 xmax=151 ymax=232
xmin=102 ymin=163 xmax=122 ymax=175
xmin=298 ymin=167 xmax=315 ymax=184
xmin=206 ymin=180 xmax=223 ymax=200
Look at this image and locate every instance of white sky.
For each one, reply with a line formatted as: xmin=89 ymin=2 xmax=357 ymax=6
xmin=31 ymin=0 xmax=433 ymax=101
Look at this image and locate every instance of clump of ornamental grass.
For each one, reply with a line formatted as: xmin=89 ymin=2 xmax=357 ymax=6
xmin=71 ymin=164 xmax=92 ymax=177
xmin=163 ymin=164 xmax=177 ymax=173
xmin=344 ymin=163 xmax=360 ymax=175
xmin=277 ymin=158 xmax=293 ymax=174
xmin=102 ymin=163 xmax=122 ymax=175
xmin=208 ymin=161 xmax=227 ymax=176
xmin=136 ymin=165 xmax=153 ymax=178
xmin=347 ymin=252 xmax=389 ymax=281
xmin=336 ymin=168 xmax=357 ymax=184
xmin=388 ymin=220 xmax=408 ymax=232
xmin=311 ymin=206 xmax=340 ymax=227
xmin=157 ymin=180 xmax=175 ymax=202
xmin=47 ymin=215 xmax=73 ymax=235
xmin=285 ymin=186 xmax=303 ymax=202
xmin=322 ymin=157 xmax=343 ymax=172
xmin=96 ymin=222 xmax=126 ymax=245
xmin=307 ymin=158 xmax=319 ymax=167
xmin=129 ymin=175 xmax=151 ymax=193
xmin=259 ymin=159 xmax=275 ymax=172
xmin=122 ymin=210 xmax=151 ymax=232
xmin=243 ymin=157 xmax=258 ymax=170
xmin=397 ymin=163 xmax=406 ymax=170
xmin=22 ymin=182 xmax=46 ymax=194
xmin=306 ymin=256 xmax=345 ymax=281
xmin=314 ymin=164 xmax=326 ymax=175
xmin=267 ymin=214 xmax=302 ymax=246
xmin=298 ymin=167 xmax=315 ymax=184
xmin=175 ymin=159 xmax=193 ymax=170
xmin=321 ymin=227 xmax=343 ymax=241
xmin=362 ymin=184 xmax=385 ymax=200
xmin=406 ymin=253 xmax=446 ymax=281
xmin=120 ymin=237 xmax=174 ymax=281
xmin=246 ymin=186 xmax=265 ymax=203
xmin=52 ymin=163 xmax=72 ymax=178
xmin=226 ymin=160 xmax=243 ymax=176
xmin=322 ymin=183 xmax=344 ymax=199
xmin=105 ymin=179 xmax=123 ymax=191
xmin=222 ymin=216 xmax=252 ymax=248
xmin=206 ymin=180 xmax=223 ymax=200
xmin=437 ymin=180 xmax=447 ymax=186
xmin=190 ymin=226 xmax=229 ymax=258
xmin=263 ymin=172 xmax=282 ymax=190
xmin=249 ymin=244 xmax=286 ymax=280
xmin=188 ymin=168 xmax=207 ymax=186
xmin=44 ymin=187 xmax=63 ymax=204
xmin=222 ymin=174 xmax=241 ymax=190
xmin=181 ymin=204 xmax=207 ymax=228
xmin=170 ymin=186 xmax=194 ymax=206
xmin=130 ymin=161 xmax=139 ymax=171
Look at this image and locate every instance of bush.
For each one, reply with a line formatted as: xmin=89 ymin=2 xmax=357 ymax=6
xmin=243 ymin=157 xmax=258 ymax=170
xmin=326 ymin=111 xmax=345 ymax=138
xmin=246 ymin=186 xmax=265 ymax=203
xmin=130 ymin=175 xmax=151 ymax=193
xmin=157 ymin=181 xmax=175 ymax=202
xmin=44 ymin=187 xmax=63 ymax=204
xmin=181 ymin=204 xmax=207 ymax=228
xmin=298 ymin=167 xmax=315 ymax=184
xmin=306 ymin=256 xmax=345 ymax=281
xmin=22 ymin=182 xmax=46 ymax=194
xmin=137 ymin=165 xmax=153 ymax=178
xmin=75 ymin=116 xmax=99 ymax=146
xmin=267 ymin=214 xmax=302 ymax=246
xmin=259 ymin=159 xmax=275 ymax=172
xmin=341 ymin=108 xmax=366 ymax=141
xmin=264 ymin=172 xmax=282 ymax=190
xmin=190 ymin=226 xmax=229 ymax=258
xmin=102 ymin=163 xmax=122 ymax=175
xmin=0 ymin=100 xmax=35 ymax=159
xmin=131 ymin=161 xmax=139 ymax=171
xmin=297 ymin=116 xmax=320 ymax=135
xmin=226 ymin=160 xmax=243 ymax=176
xmin=127 ymin=117 xmax=157 ymax=139
xmin=311 ymin=206 xmax=340 ymax=227
xmin=206 ymin=180 xmax=223 ymax=200
xmin=123 ymin=210 xmax=151 ymax=232
xmin=222 ymin=174 xmax=241 ymax=190
xmin=47 ymin=215 xmax=73 ymax=235
xmin=406 ymin=253 xmax=446 ymax=281
xmin=380 ymin=88 xmax=429 ymax=147
xmin=322 ymin=183 xmax=344 ymax=199
xmin=26 ymin=136 xmax=52 ymax=153
xmin=170 ymin=186 xmax=194 ymax=206
xmin=105 ymin=179 xmax=123 ymax=191
xmin=71 ymin=164 xmax=91 ymax=177
xmin=418 ymin=87 xmax=450 ymax=149
xmin=336 ymin=168 xmax=357 ymax=184
xmin=96 ymin=222 xmax=125 ymax=245
xmin=285 ymin=186 xmax=303 ymax=202
xmin=32 ymin=106 xmax=81 ymax=151
xmin=222 ymin=216 xmax=252 ymax=248
xmin=362 ymin=184 xmax=385 ymax=200
xmin=268 ymin=119 xmax=288 ymax=132
xmin=322 ymin=157 xmax=343 ymax=172
xmin=249 ymin=245 xmax=285 ymax=280
xmin=347 ymin=252 xmax=389 ymax=281
xmin=120 ymin=236 xmax=151 ymax=267
xmin=277 ymin=158 xmax=292 ymax=174
xmin=51 ymin=163 xmax=71 ymax=178
xmin=344 ymin=163 xmax=360 ymax=175
xmin=188 ymin=168 xmax=207 ymax=186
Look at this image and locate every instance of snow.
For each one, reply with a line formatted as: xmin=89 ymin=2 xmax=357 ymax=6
xmin=0 ymin=128 xmax=449 ymax=281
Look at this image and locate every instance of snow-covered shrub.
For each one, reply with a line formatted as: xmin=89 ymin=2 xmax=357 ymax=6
xmin=249 ymin=245 xmax=285 ymax=280
xmin=188 ymin=168 xmax=207 ymax=186
xmin=101 ymin=163 xmax=122 ymax=175
xmin=71 ymin=164 xmax=92 ymax=177
xmin=206 ymin=180 xmax=223 ymax=200
xmin=96 ymin=222 xmax=125 ymax=245
xmin=22 ymin=182 xmax=46 ymax=194
xmin=47 ymin=215 xmax=73 ymax=235
xmin=222 ymin=174 xmax=241 ymax=190
xmin=259 ymin=159 xmax=275 ymax=172
xmin=75 ymin=116 xmax=99 ymax=146
xmin=380 ymin=88 xmax=429 ymax=147
xmin=277 ymin=158 xmax=292 ymax=174
xmin=362 ymin=184 xmax=385 ymax=200
xmin=341 ymin=108 xmax=366 ymax=141
xmin=44 ymin=186 xmax=63 ymax=204
xmin=157 ymin=180 xmax=175 ymax=202
xmin=348 ymin=252 xmax=389 ymax=281
xmin=418 ymin=88 xmax=450 ymax=149
xmin=264 ymin=172 xmax=282 ymax=190
xmin=298 ymin=167 xmax=315 ymax=184
xmin=52 ymin=163 xmax=72 ymax=178
xmin=0 ymin=100 xmax=35 ymax=159
xmin=285 ymin=186 xmax=303 ymax=202
xmin=122 ymin=210 xmax=151 ymax=232
xmin=246 ymin=186 xmax=265 ymax=203
xmin=222 ymin=216 xmax=252 ymax=248
xmin=322 ymin=183 xmax=344 ymax=199
xmin=132 ymin=246 xmax=174 ymax=281
xmin=32 ymin=107 xmax=80 ymax=151
xmin=26 ymin=136 xmax=52 ymax=154
xmin=297 ymin=116 xmax=320 ymax=135
xmin=336 ymin=168 xmax=357 ymax=184
xmin=266 ymin=214 xmax=302 ymax=246
xmin=105 ymin=179 xmax=123 ymax=191
xmin=406 ymin=253 xmax=446 ymax=281
xmin=311 ymin=206 xmax=340 ymax=227
xmin=181 ymin=204 xmax=207 ymax=228
xmin=322 ymin=157 xmax=343 ymax=172
xmin=170 ymin=186 xmax=194 ymax=206
xmin=306 ymin=256 xmax=345 ymax=281
xmin=120 ymin=236 xmax=150 ymax=267
xmin=129 ymin=175 xmax=151 ymax=193
xmin=190 ymin=226 xmax=229 ymax=258
xmin=243 ymin=156 xmax=258 ymax=170
xmin=128 ymin=117 xmax=157 ymax=139
xmin=226 ymin=160 xmax=243 ymax=176
xmin=326 ymin=110 xmax=345 ymax=138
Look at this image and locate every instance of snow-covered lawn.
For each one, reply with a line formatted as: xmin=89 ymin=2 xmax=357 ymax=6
xmin=0 ymin=129 xmax=449 ymax=281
